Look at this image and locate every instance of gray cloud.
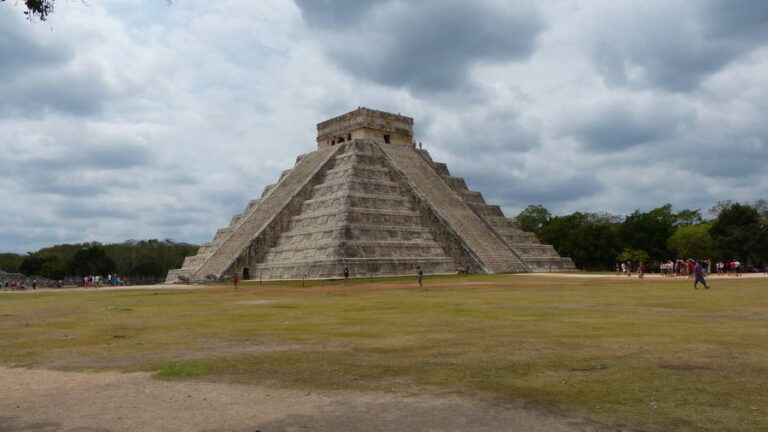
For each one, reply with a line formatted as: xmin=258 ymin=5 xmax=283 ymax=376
xmin=0 ymin=11 xmax=72 ymax=75
xmin=589 ymin=1 xmax=768 ymax=91
xmin=593 ymin=0 xmax=768 ymax=92
xmin=434 ymin=108 xmax=539 ymax=155
xmin=0 ymin=8 xmax=116 ymax=116
xmin=25 ymin=175 xmax=110 ymax=197
xmin=296 ymin=0 xmax=543 ymax=95
xmin=55 ymin=201 xmax=139 ymax=220
xmin=702 ymin=0 xmax=768 ymax=41
xmin=0 ymin=71 xmax=113 ymax=116
xmin=294 ymin=0 xmax=383 ymax=27
xmin=563 ymin=101 xmax=694 ymax=152
xmin=464 ymin=169 xmax=605 ymax=211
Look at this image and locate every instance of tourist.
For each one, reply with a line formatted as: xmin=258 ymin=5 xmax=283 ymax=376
xmin=343 ymin=267 xmax=349 ymax=281
xmin=638 ymin=261 xmax=646 ymax=279
xmin=694 ymin=261 xmax=710 ymax=290
xmin=233 ymin=273 xmax=239 ymax=289
xmin=416 ymin=266 xmax=423 ymax=288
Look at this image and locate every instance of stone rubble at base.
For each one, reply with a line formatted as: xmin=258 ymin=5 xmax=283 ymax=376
xmin=166 ymin=108 xmax=575 ymax=283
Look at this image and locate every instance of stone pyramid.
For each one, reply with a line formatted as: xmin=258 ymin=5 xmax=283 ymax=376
xmin=166 ymin=108 xmax=575 ymax=282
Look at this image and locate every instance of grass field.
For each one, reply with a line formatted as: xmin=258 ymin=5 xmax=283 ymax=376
xmin=1 ymin=274 xmax=766 ymax=431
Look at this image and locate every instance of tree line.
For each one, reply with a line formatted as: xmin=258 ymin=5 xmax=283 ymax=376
xmin=516 ymin=200 xmax=768 ymax=271
xmin=0 ymin=240 xmax=198 ymax=284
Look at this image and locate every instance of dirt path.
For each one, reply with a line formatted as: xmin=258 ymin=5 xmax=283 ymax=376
xmin=0 ymin=367 xmax=613 ymax=432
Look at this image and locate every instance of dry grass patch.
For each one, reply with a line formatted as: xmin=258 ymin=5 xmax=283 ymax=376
xmin=1 ymin=274 xmax=767 ymax=431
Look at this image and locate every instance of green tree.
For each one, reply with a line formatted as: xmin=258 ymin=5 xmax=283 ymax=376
xmin=19 ymin=255 xmax=47 ymax=276
xmin=617 ymin=248 xmax=650 ymax=265
xmin=40 ymin=260 xmax=68 ymax=280
xmin=0 ymin=253 xmax=24 ymax=273
xmin=516 ymin=204 xmax=552 ymax=235
xmin=67 ymin=244 xmax=116 ymax=276
xmin=618 ymin=204 xmax=702 ymax=264
xmin=667 ymin=224 xmax=714 ymax=259
xmin=710 ymin=203 xmax=768 ymax=264
xmin=539 ymin=212 xmax=621 ymax=270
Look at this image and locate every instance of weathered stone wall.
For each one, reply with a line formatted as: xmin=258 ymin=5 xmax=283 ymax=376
xmin=317 ymin=107 xmax=413 ymax=149
xmin=415 ymin=151 xmax=577 ymax=272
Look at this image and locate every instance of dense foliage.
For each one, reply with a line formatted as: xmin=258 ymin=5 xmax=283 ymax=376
xmin=5 ymin=240 xmax=197 ymax=283
xmin=517 ymin=201 xmax=767 ymax=270
xmin=0 ymin=253 xmax=24 ymax=273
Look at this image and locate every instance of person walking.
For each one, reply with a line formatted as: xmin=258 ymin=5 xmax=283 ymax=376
xmin=638 ymin=261 xmax=646 ymax=279
xmin=233 ymin=273 xmax=240 ymax=289
xmin=416 ymin=266 xmax=424 ymax=288
xmin=693 ymin=260 xmax=710 ymax=290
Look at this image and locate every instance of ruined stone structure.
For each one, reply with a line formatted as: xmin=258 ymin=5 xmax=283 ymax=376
xmin=166 ymin=108 xmax=575 ymax=282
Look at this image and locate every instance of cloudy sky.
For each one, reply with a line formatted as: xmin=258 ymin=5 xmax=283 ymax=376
xmin=1 ymin=0 xmax=767 ymax=253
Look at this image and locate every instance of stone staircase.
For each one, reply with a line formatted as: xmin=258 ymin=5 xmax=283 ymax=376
xmin=163 ymin=146 xmax=341 ymax=283
xmin=380 ymin=144 xmax=528 ymax=273
xmin=165 ymin=196 xmax=265 ymax=283
xmin=252 ymin=141 xmax=456 ymax=279
xmin=416 ymin=150 xmax=576 ymax=272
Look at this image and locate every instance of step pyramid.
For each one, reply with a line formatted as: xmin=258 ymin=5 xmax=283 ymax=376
xmin=166 ymin=108 xmax=575 ymax=282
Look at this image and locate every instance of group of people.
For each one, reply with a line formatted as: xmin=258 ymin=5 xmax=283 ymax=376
xmin=81 ymin=274 xmax=128 ymax=288
xmin=617 ymin=261 xmax=647 ymax=278
xmin=618 ymin=259 xmax=715 ymax=289
xmin=1 ymin=279 xmax=63 ymax=290
xmin=1 ymin=280 xmax=31 ymax=290
xmin=658 ymin=259 xmax=743 ymax=277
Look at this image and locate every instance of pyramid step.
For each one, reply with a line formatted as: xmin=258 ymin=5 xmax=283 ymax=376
xmin=263 ymin=240 xmax=449 ymax=262
xmin=522 ymin=257 xmax=577 ymax=272
xmin=461 ymin=191 xmax=485 ymax=204
xmin=246 ymin=199 xmax=261 ymax=212
xmin=431 ymin=162 xmax=450 ymax=176
xmin=469 ymin=203 xmax=505 ymax=218
xmin=301 ymin=192 xmax=410 ymax=213
xmin=278 ymin=224 xmax=434 ymax=245
xmin=230 ymin=213 xmax=245 ymax=226
xmin=442 ymin=176 xmax=468 ymax=192
xmin=289 ymin=207 xmax=423 ymax=230
xmin=512 ymin=244 xmax=562 ymax=258
xmin=504 ymin=233 xmax=540 ymax=244
xmin=213 ymin=227 xmax=234 ymax=242
xmin=325 ymin=164 xmax=389 ymax=176
xmin=252 ymin=257 xmax=456 ymax=280
xmin=312 ymin=178 xmax=401 ymax=197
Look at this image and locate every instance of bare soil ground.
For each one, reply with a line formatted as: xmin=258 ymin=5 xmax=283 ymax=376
xmin=0 ymin=367 xmax=614 ymax=432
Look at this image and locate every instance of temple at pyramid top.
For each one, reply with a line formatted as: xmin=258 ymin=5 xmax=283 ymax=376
xmin=317 ymin=107 xmax=414 ymax=148
xmin=166 ymin=108 xmax=575 ymax=283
